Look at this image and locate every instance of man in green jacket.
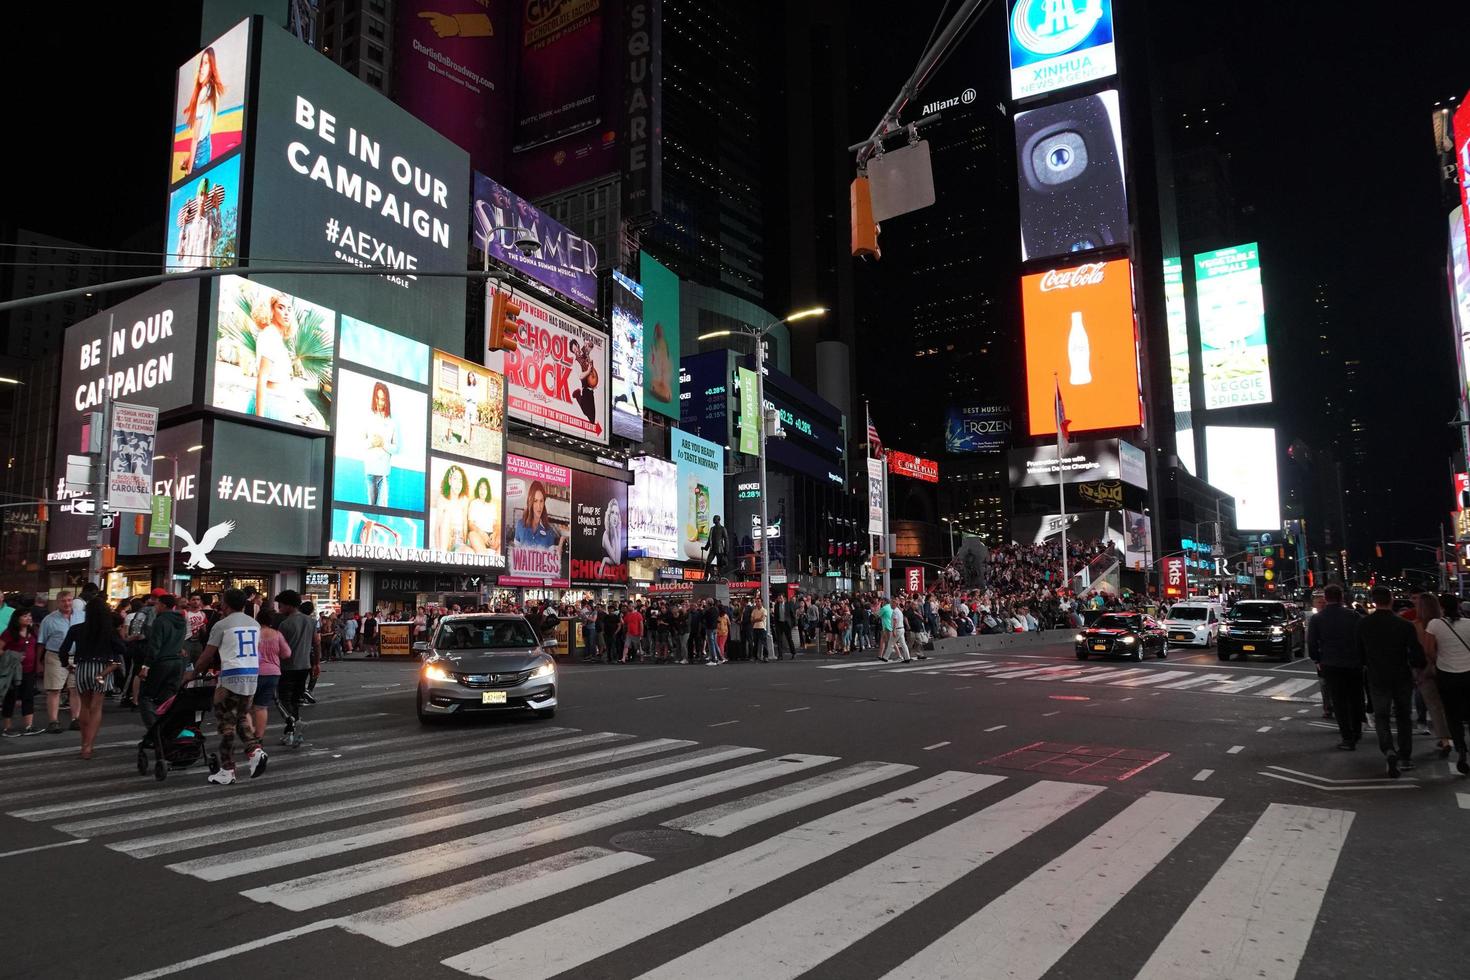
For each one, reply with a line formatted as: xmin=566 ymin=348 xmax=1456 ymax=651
xmin=136 ymin=594 xmax=190 ymax=729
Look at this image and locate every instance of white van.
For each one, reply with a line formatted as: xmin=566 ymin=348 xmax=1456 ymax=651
xmin=1162 ymin=600 xmax=1225 ymax=648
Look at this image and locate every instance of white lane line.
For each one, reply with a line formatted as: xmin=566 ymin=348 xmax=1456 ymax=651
xmin=664 ymin=761 xmax=916 ymax=838
xmin=1135 ymin=803 xmax=1353 ymax=980
xmin=1157 ymin=672 xmax=1235 ymax=690
xmin=985 ymin=725 xmax=1007 ymax=732
xmin=1297 ymin=708 xmax=1312 ymax=714
xmin=1258 ymin=772 xmax=1416 ymax=792
xmin=1118 ymin=697 xmax=1134 ymax=702
xmin=988 ymin=665 xmax=1081 ymax=680
xmin=953 ymin=685 xmax=972 ymax=690
xmin=1279 ymin=716 xmax=1293 ymax=722
xmin=240 ymin=753 xmax=833 ymax=910
xmin=1208 ymin=675 xmax=1275 ymax=695
xmin=112 ymin=738 xmax=686 ymax=858
xmin=177 ymin=744 xmax=761 ymax=883
xmin=1457 ymin=793 xmax=1470 ymax=810
xmin=1227 ymin=745 xmax=1244 ymax=754
xmin=1193 ymin=769 xmax=1214 ymax=781
xmin=440 ymin=771 xmax=1003 ymax=980
xmin=1257 ymin=726 xmax=1273 ymax=733
xmin=116 ymin=920 xmax=343 ymax=980
xmin=1112 ymin=670 xmax=1194 ymax=688
xmin=882 ymin=790 xmax=1219 ymax=980
xmin=708 ymin=720 xmax=740 ymax=728
xmin=0 ymin=838 xmax=89 ymax=859
xmin=923 ymin=742 xmax=951 ymax=751
xmin=884 ymin=661 xmax=978 ymax=674
xmin=641 ymin=781 xmax=1104 ymax=980
xmin=1256 ymin=678 xmax=1319 ymax=699
xmin=636 ymin=694 xmax=665 ymax=701
xmin=1042 ymin=711 xmax=1060 ymax=717
xmin=1065 ymin=668 xmax=1150 ymax=684
xmin=785 ymin=706 xmax=811 ymax=713
xmin=340 ymin=847 xmax=651 ymax=947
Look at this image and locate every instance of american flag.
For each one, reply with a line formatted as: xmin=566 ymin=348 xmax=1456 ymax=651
xmin=1053 ymin=376 xmax=1072 ymax=445
xmin=866 ymin=411 xmax=883 ymax=458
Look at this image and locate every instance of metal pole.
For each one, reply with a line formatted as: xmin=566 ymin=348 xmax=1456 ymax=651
xmin=756 ymin=328 xmax=771 ymax=612
xmin=87 ymin=313 xmax=114 ymax=590
xmin=166 ymin=455 xmax=177 ymax=588
xmin=881 ymin=452 xmax=891 ymax=597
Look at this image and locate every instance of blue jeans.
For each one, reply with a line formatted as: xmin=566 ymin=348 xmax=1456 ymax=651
xmin=366 ymin=473 xmax=388 ymax=507
xmin=707 ymin=629 xmax=720 ymax=661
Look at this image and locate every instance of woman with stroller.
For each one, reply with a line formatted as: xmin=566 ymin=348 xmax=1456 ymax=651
xmin=57 ymin=596 xmax=124 ymax=759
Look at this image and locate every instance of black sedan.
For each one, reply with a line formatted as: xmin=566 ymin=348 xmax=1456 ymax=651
xmin=1075 ymin=613 xmax=1168 ymax=662
xmin=1217 ymin=600 xmax=1305 ymax=662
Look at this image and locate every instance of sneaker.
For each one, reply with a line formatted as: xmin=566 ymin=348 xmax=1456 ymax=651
xmin=21 ymin=726 xmax=43 ymax=736
xmin=247 ymin=748 xmax=269 ymax=778
xmin=207 ymin=767 xmax=237 ymax=786
xmin=1399 ymin=758 xmax=1416 ymax=772
xmin=45 ymin=721 xmax=62 ymax=735
xmin=1 ymin=729 xmax=20 ymax=738
xmin=1417 ymin=723 xmax=1432 ymax=736
xmin=302 ymin=693 xmax=318 ymax=705
xmin=289 ymin=731 xmax=305 ymax=748
xmin=68 ymin=720 xmax=80 ymax=731
xmin=1335 ymin=741 xmax=1355 ymax=751
xmin=1386 ymin=755 xmax=1400 ymax=779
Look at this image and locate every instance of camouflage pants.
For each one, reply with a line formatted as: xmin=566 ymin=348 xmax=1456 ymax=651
xmin=213 ymin=688 xmax=260 ymax=770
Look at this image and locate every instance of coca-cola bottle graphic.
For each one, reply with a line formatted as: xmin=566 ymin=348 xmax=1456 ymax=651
xmin=1067 ymin=311 xmax=1092 ymax=385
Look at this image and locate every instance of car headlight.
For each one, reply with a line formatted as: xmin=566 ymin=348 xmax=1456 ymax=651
xmin=1074 ymin=634 xmax=1085 ymax=643
xmin=527 ymin=661 xmax=556 ymax=680
xmin=423 ymin=664 xmax=452 ymax=682
xmin=1270 ymin=626 xmax=1284 ymax=637
xmin=1219 ymin=625 xmax=1231 ymax=635
xmin=1120 ymin=636 xmax=1137 ymax=644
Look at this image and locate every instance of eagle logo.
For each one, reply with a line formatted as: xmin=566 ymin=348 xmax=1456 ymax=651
xmin=175 ymin=521 xmax=236 ymax=570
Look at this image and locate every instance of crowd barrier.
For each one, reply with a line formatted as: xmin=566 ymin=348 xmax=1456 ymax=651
xmin=931 ymin=628 xmax=1072 ymax=655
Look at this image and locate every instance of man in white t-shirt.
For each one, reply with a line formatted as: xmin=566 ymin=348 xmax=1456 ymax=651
xmin=192 ymin=588 xmax=267 ymax=785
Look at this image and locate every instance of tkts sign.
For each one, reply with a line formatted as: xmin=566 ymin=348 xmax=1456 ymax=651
xmin=1163 ymin=556 xmax=1186 ymax=599
xmin=887 ymin=450 xmax=939 ymax=483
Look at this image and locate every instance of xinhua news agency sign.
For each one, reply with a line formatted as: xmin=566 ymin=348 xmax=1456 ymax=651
xmin=887 ymin=450 xmax=938 ymax=483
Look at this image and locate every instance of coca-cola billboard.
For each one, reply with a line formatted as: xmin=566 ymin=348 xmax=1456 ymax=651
xmin=1038 ymin=263 xmax=1107 ymax=292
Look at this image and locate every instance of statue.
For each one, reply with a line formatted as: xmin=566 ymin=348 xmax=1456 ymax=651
xmin=702 ymin=514 xmax=731 ymax=580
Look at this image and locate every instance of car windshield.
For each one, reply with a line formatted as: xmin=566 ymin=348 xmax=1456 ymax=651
xmin=1229 ymin=603 xmax=1286 ymax=622
xmin=1169 ymin=607 xmax=1208 ymax=621
xmin=1095 ymin=615 xmax=1138 ymax=629
xmin=435 ymin=619 xmax=539 ymax=650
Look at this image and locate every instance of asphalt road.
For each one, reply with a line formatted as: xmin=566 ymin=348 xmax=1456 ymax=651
xmin=2 ymin=639 xmax=1464 ymax=980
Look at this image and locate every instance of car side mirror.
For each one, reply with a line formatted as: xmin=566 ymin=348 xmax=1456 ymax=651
xmin=542 ymin=638 xmax=558 ymax=650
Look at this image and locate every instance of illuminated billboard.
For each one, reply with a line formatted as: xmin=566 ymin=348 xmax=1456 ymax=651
xmin=610 ymin=270 xmax=645 ymax=441
xmin=472 ymin=171 xmax=599 ymax=308
xmin=570 ymin=471 xmax=628 ymax=584
xmin=428 ymin=456 xmax=503 ymax=560
xmin=486 ymin=285 xmax=610 ymax=445
xmin=431 ymin=350 xmax=505 ymax=466
xmin=333 ymin=369 xmax=428 ymax=513
xmin=1205 ymin=426 xmax=1281 ymax=531
xmin=501 ymin=454 xmax=572 ymax=587
xmin=1196 ymin=243 xmax=1272 ymax=410
xmin=946 ymin=404 xmax=1011 ymax=453
xmin=672 ymin=428 xmax=725 ymax=562
xmin=167 ymin=155 xmax=241 ymax=273
xmin=628 ymin=455 xmax=677 ymax=560
xmin=1007 ymin=0 xmax=1116 ymax=100
xmin=1014 ymin=90 xmax=1128 ymax=261
xmin=169 ymin=20 xmax=249 ymax=186
xmin=212 ymin=275 xmax=335 ymax=431
xmin=1450 ymin=209 xmax=1470 ymax=409
xmin=641 ymin=251 xmax=680 ymax=419
xmin=1455 ymin=96 xmax=1470 ymax=249
xmin=395 ymin=3 xmax=510 ymax=175
xmin=1022 ymin=258 xmax=1141 ymax=435
xmin=1163 ymin=257 xmax=1195 ymax=474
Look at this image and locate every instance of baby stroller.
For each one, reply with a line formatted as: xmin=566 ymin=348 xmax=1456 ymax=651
xmin=137 ymin=675 xmax=217 ymax=781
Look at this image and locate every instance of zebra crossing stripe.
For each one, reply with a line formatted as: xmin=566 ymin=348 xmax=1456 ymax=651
xmin=988 ymin=665 xmax=1083 ymax=679
xmin=1111 ymin=670 xmax=1195 ymax=688
xmin=1134 ymin=803 xmax=1353 ymax=980
xmin=1157 ymin=672 xmax=1235 ymax=690
xmin=881 ymin=790 xmax=1221 ymax=980
xmin=639 ymin=780 xmax=1105 ymax=980
xmin=240 ymin=752 xmax=834 ymax=910
xmin=439 ymin=770 xmax=1003 ymax=980
xmin=1255 ymin=677 xmax=1319 ymax=698
xmin=1205 ymin=674 xmax=1275 ymax=695
xmin=882 ymin=660 xmax=979 ymax=674
xmin=663 ymin=760 xmax=916 ymax=837
xmin=1065 ymin=667 xmax=1150 ymax=684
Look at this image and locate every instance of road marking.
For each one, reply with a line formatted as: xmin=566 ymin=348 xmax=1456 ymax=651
xmin=985 ymin=725 xmax=1007 ymax=732
xmin=1118 ymin=697 xmax=1134 ymax=702
xmin=665 ymin=761 xmax=916 ymax=838
xmin=1135 ymin=803 xmax=1352 ymax=980
xmin=1257 ymin=678 xmax=1319 ymax=699
xmin=1257 ymin=726 xmax=1273 ymax=733
xmin=1193 ymin=769 xmax=1214 ymax=781
xmin=1279 ymin=716 xmax=1293 ymax=721
xmin=708 ymin=720 xmax=740 ymax=727
xmin=1154 ymin=672 xmax=1235 ymax=690
xmin=1298 ymin=707 xmax=1312 ymax=714
xmin=1265 ymin=766 xmax=1409 ymax=784
xmin=1458 ymin=793 xmax=1470 ymax=810
xmin=1227 ymin=745 xmax=1244 ymax=754
xmin=882 ymin=791 xmax=1219 ymax=980
xmin=923 ymin=741 xmax=951 ymax=751
xmin=1042 ymin=711 xmax=1060 ymax=717
xmin=1208 ymin=674 xmax=1275 ymax=695
xmin=785 ymin=706 xmax=811 ymax=713
xmin=0 ymin=838 xmax=89 ymax=859
xmin=640 ymin=781 xmax=1103 ymax=980
xmin=1065 ymin=668 xmax=1151 ymax=684
xmin=116 ymin=920 xmax=343 ymax=980
xmin=1258 ymin=772 xmax=1416 ymax=792
xmin=954 ymin=686 xmax=972 ymax=690
xmin=440 ymin=772 xmax=1004 ymax=980
xmin=636 ymin=694 xmax=665 ymax=701
xmin=1113 ymin=670 xmax=1193 ymax=688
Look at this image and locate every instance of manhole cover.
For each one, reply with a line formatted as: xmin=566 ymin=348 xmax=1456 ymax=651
xmin=610 ymin=828 xmax=705 ymax=855
xmin=982 ymin=741 xmax=1170 ymax=782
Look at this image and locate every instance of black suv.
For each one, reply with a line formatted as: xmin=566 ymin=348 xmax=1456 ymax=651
xmin=1218 ymin=600 xmax=1305 ymax=662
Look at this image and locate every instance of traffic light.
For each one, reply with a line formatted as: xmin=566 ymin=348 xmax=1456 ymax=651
xmin=850 ymin=176 xmax=880 ymax=259
xmin=100 ymin=546 xmax=116 ymax=570
xmin=1375 ymin=543 xmax=1384 ymax=558
xmin=488 ymin=290 xmax=522 ymax=352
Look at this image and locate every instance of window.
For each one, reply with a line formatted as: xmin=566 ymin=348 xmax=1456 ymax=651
xmin=367 ymin=42 xmax=384 ymax=64
xmin=366 ymin=66 xmax=384 ymax=89
xmin=367 ymin=18 xmax=384 ymax=41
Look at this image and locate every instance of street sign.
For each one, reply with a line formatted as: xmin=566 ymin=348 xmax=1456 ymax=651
xmin=904 ymin=567 xmax=924 ymax=594
xmin=100 ymin=513 xmax=116 ymax=530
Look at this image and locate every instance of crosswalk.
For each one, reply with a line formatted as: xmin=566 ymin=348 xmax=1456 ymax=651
xmin=819 ymin=655 xmax=1325 ymax=702
xmin=3 ymin=723 xmax=1352 ymax=980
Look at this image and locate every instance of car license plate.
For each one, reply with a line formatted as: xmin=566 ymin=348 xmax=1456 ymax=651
xmin=1172 ymin=633 xmax=1190 ymax=641
xmin=1093 ymin=644 xmax=1107 ymax=651
xmin=482 ymin=691 xmax=507 ymax=705
xmin=1242 ymin=644 xmax=1256 ymax=652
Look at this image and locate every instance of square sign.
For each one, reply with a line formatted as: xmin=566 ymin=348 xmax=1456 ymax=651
xmin=1008 ymin=0 xmax=1117 ymax=101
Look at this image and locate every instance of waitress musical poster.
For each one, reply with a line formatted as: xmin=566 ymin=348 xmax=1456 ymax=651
xmin=501 ymin=454 xmax=571 ymax=587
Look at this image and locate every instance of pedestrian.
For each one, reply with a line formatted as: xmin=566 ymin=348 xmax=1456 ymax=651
xmin=192 ymin=588 xmax=267 ymax=785
xmin=342 ymin=612 xmax=359 ymax=656
xmin=711 ymin=604 xmax=729 ymax=666
xmin=703 ymin=599 xmax=721 ymax=664
xmin=37 ymin=591 xmax=85 ymax=733
xmin=0 ymin=610 xmax=42 ymax=736
xmin=1356 ymin=586 xmax=1426 ymax=778
xmin=274 ymin=590 xmax=316 ymax=748
xmin=362 ymin=609 xmax=379 ymax=658
xmin=249 ymin=608 xmax=289 ymax=749
xmin=1308 ymin=584 xmax=1365 ymax=751
xmin=1311 ymin=591 xmax=1335 ymax=720
xmin=56 ymin=595 xmax=124 ymax=759
xmin=621 ymin=601 xmax=645 ymax=664
xmin=671 ymin=601 xmax=689 ymax=665
xmin=876 ymin=596 xmax=894 ymax=662
xmin=728 ymin=600 xmax=745 ymax=661
xmin=1410 ymin=593 xmax=1453 ymax=758
xmin=750 ymin=597 xmax=769 ymax=662
xmin=1427 ymin=593 xmax=1470 ymax=776
xmin=135 ymin=594 xmax=190 ymax=731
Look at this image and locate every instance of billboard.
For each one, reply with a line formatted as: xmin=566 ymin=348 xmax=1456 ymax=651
xmin=333 ymin=369 xmax=429 ymax=512
xmin=1163 ymin=256 xmax=1196 ymax=474
xmin=678 ymin=351 xmax=730 ymax=446
xmin=672 ymin=428 xmax=724 ymax=562
xmin=867 ymin=457 xmax=885 ymax=536
xmin=628 ymin=454 xmax=677 ymax=559
xmin=1196 ymin=243 xmax=1272 ymax=409
xmin=513 ymin=0 xmax=604 ymax=151
xmin=1011 ymin=510 xmax=1124 ymax=556
xmin=431 ymin=350 xmax=505 ymax=465
xmin=472 ymin=171 xmax=599 ymax=308
xmin=250 ymin=21 xmax=470 ymax=341
xmin=1205 ymin=426 xmax=1281 ymax=531
xmin=206 ymin=420 xmax=328 ymax=560
xmin=117 ymin=421 xmax=204 ymax=559
xmin=1014 ymin=90 xmax=1127 ymax=261
xmin=167 ymin=155 xmax=242 ymax=273
xmin=487 ymin=285 xmax=609 ymax=444
xmin=107 ymin=404 xmax=158 ymax=514
xmin=1008 ymin=439 xmax=1137 ymax=489
xmin=737 ymin=366 xmax=759 ymax=455
xmin=1007 ymin=0 xmax=1116 ymax=101
xmin=501 ymin=454 xmax=572 ymax=586
xmin=212 ymin=275 xmax=336 ymax=431
xmin=946 ymin=404 xmax=1011 ymax=453
xmin=888 ymin=450 xmax=939 ymax=483
xmin=330 ymin=509 xmax=427 ymax=556
xmin=428 ymin=456 xmax=504 ymax=559
xmin=1124 ymin=510 xmax=1151 ymax=572
xmin=1163 ymin=555 xmax=1186 ymax=600
xmin=610 ymin=269 xmax=645 ymax=440
xmin=170 ymin=19 xmax=249 ymax=186
xmin=340 ymin=314 xmax=431 ymax=384
xmin=641 ymin=251 xmax=680 ymax=419
xmin=1022 ymin=258 xmax=1141 ymax=435
xmin=1450 ymin=209 xmax=1470 ymax=407
xmin=1455 ymin=96 xmax=1470 ymax=249
xmin=394 ymin=2 xmax=510 ymax=175
xmin=570 ymin=471 xmax=629 ymax=583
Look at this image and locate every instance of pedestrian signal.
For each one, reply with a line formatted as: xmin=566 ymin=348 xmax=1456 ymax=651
xmin=488 ymin=290 xmax=522 ymax=352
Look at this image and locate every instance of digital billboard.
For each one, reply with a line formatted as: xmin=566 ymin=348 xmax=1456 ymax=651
xmin=888 ymin=450 xmax=938 ymax=483
xmin=501 ymin=454 xmax=572 ymax=587
xmin=1450 ymin=209 xmax=1470 ymax=408
xmin=1008 ymin=439 xmax=1138 ymax=489
xmin=333 ymin=369 xmax=429 ymax=512
xmin=1205 ymin=426 xmax=1281 ymax=531
xmin=610 ymin=269 xmax=645 ymax=440
xmin=1454 ymin=96 xmax=1470 ymax=249
xmin=672 ymin=428 xmax=724 ymax=562
xmin=1022 ymin=258 xmax=1141 ymax=435
xmin=472 ymin=171 xmax=599 ymax=308
xmin=167 ymin=155 xmax=241 ymax=273
xmin=641 ymin=251 xmax=680 ymax=419
xmin=170 ymin=19 xmax=249 ymax=186
xmin=678 ymin=351 xmax=730 ymax=447
xmin=1007 ymin=0 xmax=1116 ymax=101
xmin=206 ymin=420 xmax=328 ymax=560
xmin=570 ymin=471 xmax=629 ymax=583
xmin=212 ymin=275 xmax=336 ymax=431
xmin=1163 ymin=257 xmax=1196 ymax=474
xmin=1196 ymin=243 xmax=1272 ymax=410
xmin=486 ymin=285 xmax=609 ymax=445
xmin=428 ymin=456 xmax=503 ymax=560
xmin=628 ymin=455 xmax=677 ymax=559
xmin=331 ymin=509 xmax=426 ymax=553
xmin=340 ymin=315 xmax=430 ymax=384
xmin=116 ymin=421 xmax=204 ymax=559
xmin=1014 ymin=90 xmax=1127 ymax=262
xmin=945 ymin=404 xmax=1011 ymax=453
xmin=1124 ymin=510 xmax=1151 ymax=572
xmin=431 ymin=350 xmax=505 ymax=465
xmin=1012 ymin=510 xmax=1124 ymax=557
xmin=513 ymin=0 xmax=604 ymax=151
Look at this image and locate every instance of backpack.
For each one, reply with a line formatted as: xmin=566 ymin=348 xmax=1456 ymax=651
xmin=127 ymin=611 xmax=149 ymax=641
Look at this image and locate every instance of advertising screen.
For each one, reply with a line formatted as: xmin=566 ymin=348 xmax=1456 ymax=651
xmin=167 ymin=155 xmax=241 ymax=273
xmin=249 ymin=21 xmax=470 ymax=342
xmin=678 ymin=351 xmax=730 ymax=447
xmin=170 ymin=19 xmax=249 ymax=186
xmin=1022 ymin=258 xmax=1141 ymax=435
xmin=888 ymin=450 xmax=939 ymax=483
xmin=206 ymin=420 xmax=327 ymax=560
xmin=333 ymin=369 xmax=429 ymax=512
xmin=610 ymin=269 xmax=645 ymax=440
xmin=428 ymin=456 xmax=503 ymax=560
xmin=331 ymin=509 xmax=426 ymax=552
xmin=945 ymin=404 xmax=1011 ymax=453
xmin=1011 ymin=510 xmax=1124 ymax=555
xmin=1014 ymin=90 xmax=1127 ymax=262
xmin=1196 ymin=243 xmax=1272 ymax=410
xmin=431 ymin=350 xmax=505 ymax=465
xmin=487 ymin=285 xmax=610 ymax=444
xmin=1450 ymin=209 xmax=1470 ymax=407
xmin=1205 ymin=426 xmax=1281 ymax=531
xmin=472 ymin=171 xmax=599 ymax=308
xmin=1163 ymin=256 xmax=1195 ymax=474
xmin=1007 ymin=0 xmax=1116 ymax=101
xmin=1008 ymin=439 xmax=1128 ymax=488
xmin=212 ymin=275 xmax=336 ymax=431
xmin=570 ymin=471 xmax=629 ymax=583
xmin=513 ymin=0 xmax=603 ymax=151
xmin=340 ymin=315 xmax=430 ymax=383
xmin=501 ymin=454 xmax=572 ymax=586
xmin=867 ymin=457 xmax=884 ymax=536
xmin=1124 ymin=510 xmax=1151 ymax=572
xmin=641 ymin=251 xmax=680 ymax=419
xmin=1455 ymin=96 xmax=1470 ymax=249
xmin=628 ymin=455 xmax=677 ymax=559
xmin=672 ymin=428 xmax=725 ymax=562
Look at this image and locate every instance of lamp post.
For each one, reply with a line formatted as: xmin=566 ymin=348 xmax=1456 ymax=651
xmin=152 ymin=444 xmax=203 ymax=589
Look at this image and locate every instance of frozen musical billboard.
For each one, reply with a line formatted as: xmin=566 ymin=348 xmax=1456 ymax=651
xmin=1022 ymin=258 xmax=1141 ymax=436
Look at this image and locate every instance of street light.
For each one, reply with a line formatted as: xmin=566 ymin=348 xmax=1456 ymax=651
xmin=152 ymin=444 xmax=203 ymax=587
xmin=940 ymin=517 xmax=960 ymax=560
xmin=699 ymin=307 xmax=828 ymax=607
